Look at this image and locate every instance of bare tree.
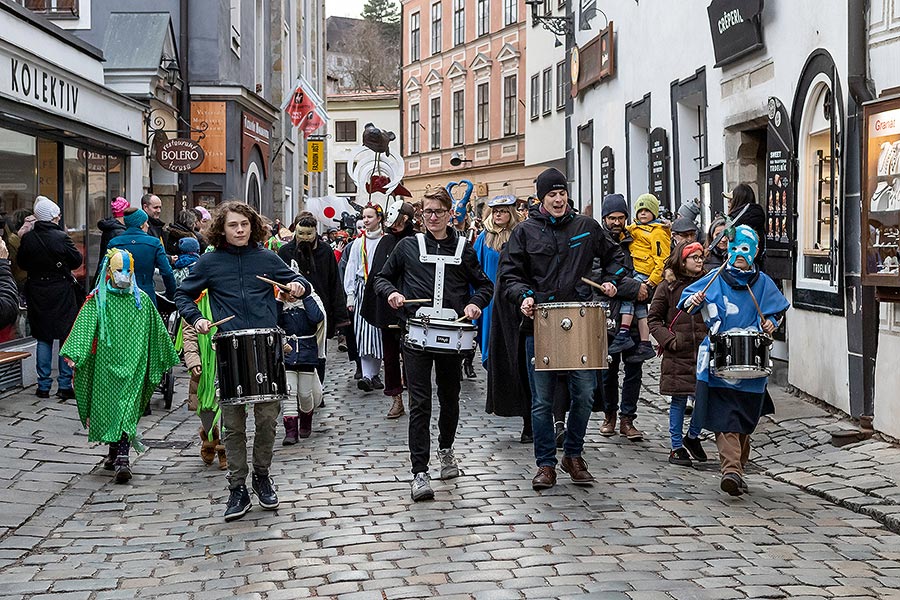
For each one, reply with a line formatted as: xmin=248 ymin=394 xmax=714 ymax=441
xmin=331 ymin=19 xmax=399 ymax=92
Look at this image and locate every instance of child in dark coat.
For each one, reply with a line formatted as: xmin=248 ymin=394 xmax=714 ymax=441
xmin=279 ymin=288 xmax=326 ymax=444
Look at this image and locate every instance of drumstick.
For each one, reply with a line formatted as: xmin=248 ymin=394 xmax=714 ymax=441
xmin=209 ymin=315 xmax=235 ymax=328
xmin=580 ymin=277 xmax=605 ymax=291
xmin=402 ymin=298 xmax=432 ymax=304
xmin=745 ymin=284 xmax=769 ymax=333
xmin=255 ymin=275 xmax=292 ymax=292
xmin=685 ymin=262 xmax=727 ymax=314
xmin=454 ymin=315 xmax=469 ymax=322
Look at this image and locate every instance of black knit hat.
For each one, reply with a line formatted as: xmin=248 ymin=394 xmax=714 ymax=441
xmin=601 ymin=194 xmax=628 ymax=218
xmin=535 ymin=168 xmax=568 ymax=200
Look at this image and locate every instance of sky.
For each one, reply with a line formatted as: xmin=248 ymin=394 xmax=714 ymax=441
xmin=326 ymin=0 xmax=367 ymax=18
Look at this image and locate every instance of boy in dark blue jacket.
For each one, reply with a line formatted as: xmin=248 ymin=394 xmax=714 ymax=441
xmin=279 ymin=288 xmax=326 ymax=444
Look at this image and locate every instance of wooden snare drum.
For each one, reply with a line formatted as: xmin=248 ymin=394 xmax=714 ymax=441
xmin=534 ymin=302 xmax=608 ymax=371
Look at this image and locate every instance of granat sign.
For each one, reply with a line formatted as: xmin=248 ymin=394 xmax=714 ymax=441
xmin=707 ymin=0 xmax=764 ymax=68
xmin=155 ymin=137 xmax=206 ymax=173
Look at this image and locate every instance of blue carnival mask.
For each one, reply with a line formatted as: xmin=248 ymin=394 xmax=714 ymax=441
xmin=727 ymin=224 xmax=758 ymax=267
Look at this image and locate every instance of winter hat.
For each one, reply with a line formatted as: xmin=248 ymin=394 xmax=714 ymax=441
xmin=601 ymin=193 xmax=628 ymax=218
xmin=33 ymin=196 xmax=60 ymax=222
xmin=680 ymin=241 xmax=704 ymax=260
xmin=123 ymin=208 xmax=149 ymax=228
xmin=535 ymin=168 xmax=568 ymax=200
xmin=194 ymin=206 xmax=211 ymax=222
xmin=672 ymin=216 xmax=698 ymax=234
xmin=677 ymin=198 xmax=701 ymax=221
xmin=178 ymin=236 xmax=200 ymax=254
xmin=110 ymin=197 xmax=130 ymax=218
xmin=634 ymin=193 xmax=660 ymax=219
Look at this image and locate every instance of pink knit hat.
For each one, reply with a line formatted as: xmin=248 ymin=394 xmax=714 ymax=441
xmin=111 ymin=197 xmax=130 ymax=218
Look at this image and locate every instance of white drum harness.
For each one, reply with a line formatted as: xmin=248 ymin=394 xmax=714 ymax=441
xmin=414 ymin=233 xmax=467 ymax=321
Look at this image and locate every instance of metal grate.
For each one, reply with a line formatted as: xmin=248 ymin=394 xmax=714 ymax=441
xmin=0 ymin=361 xmax=23 ymax=392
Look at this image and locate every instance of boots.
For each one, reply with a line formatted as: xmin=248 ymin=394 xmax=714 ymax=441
xmin=282 ymin=416 xmax=299 ymax=446
xmin=114 ymin=434 xmax=131 ymax=484
xmin=212 ymin=428 xmax=227 ymax=470
xmin=103 ymin=443 xmax=117 ymax=470
xmin=298 ymin=410 xmax=313 ymax=438
xmin=199 ymin=427 xmax=216 ymax=465
xmin=599 ymin=412 xmax=617 ymax=437
xmin=386 ymin=395 xmax=405 ymax=419
xmin=619 ymin=415 xmax=644 ymax=441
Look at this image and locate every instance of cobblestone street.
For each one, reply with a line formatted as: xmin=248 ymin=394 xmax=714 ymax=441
xmin=3 ymin=357 xmax=900 ymax=600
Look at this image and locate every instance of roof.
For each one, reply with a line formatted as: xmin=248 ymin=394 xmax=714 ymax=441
xmin=102 ymin=12 xmax=173 ymax=70
xmin=327 ymin=90 xmax=400 ymax=103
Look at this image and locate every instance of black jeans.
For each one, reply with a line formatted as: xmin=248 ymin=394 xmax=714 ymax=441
xmin=600 ymin=352 xmax=642 ymax=417
xmin=403 ymin=345 xmax=462 ymax=475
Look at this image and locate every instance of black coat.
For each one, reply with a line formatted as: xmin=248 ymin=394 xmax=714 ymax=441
xmin=146 ymin=217 xmax=168 ymax=248
xmin=0 ymin=260 xmax=20 ymax=329
xmin=278 ymin=239 xmax=348 ymax=338
xmin=18 ymin=221 xmax=83 ymax=341
xmin=361 ymin=222 xmax=415 ymax=328
xmin=97 ymin=218 xmax=125 ymax=262
xmin=165 ymin=222 xmax=198 ymax=256
xmin=374 ymin=227 xmax=494 ymax=320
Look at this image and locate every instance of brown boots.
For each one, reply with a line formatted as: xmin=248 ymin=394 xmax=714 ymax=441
xmin=618 ymin=416 xmax=644 ymax=441
xmin=199 ymin=427 xmax=216 ymax=465
xmin=599 ymin=413 xmax=617 ymax=437
xmin=387 ymin=395 xmax=405 ymax=419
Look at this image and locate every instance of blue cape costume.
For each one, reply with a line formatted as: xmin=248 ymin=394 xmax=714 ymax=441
xmin=473 ymin=230 xmax=500 ymax=365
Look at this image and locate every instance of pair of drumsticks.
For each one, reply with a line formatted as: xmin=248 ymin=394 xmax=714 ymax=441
xmin=194 ymin=275 xmax=296 ymax=333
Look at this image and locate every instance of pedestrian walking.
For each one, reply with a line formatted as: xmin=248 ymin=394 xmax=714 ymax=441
xmin=141 ymin=193 xmax=169 ymax=249
xmin=95 ymin=197 xmax=129 ymax=282
xmin=725 ymin=184 xmax=767 ymax=270
xmin=279 ymin=287 xmax=326 ymax=444
xmin=107 ymin=208 xmax=177 ymax=306
xmin=17 ymin=196 xmax=83 ymax=400
xmin=0 ymin=238 xmax=21 ymax=330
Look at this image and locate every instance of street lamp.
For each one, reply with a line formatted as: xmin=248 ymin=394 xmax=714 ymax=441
xmin=524 ymin=0 xmax=574 ymax=38
xmin=160 ymin=56 xmax=180 ymax=87
xmin=450 ymin=152 xmax=472 ymax=167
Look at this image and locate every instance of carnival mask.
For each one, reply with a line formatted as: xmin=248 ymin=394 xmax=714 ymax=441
xmin=727 ymin=224 xmax=759 ymax=268
xmin=106 ymin=249 xmax=135 ymax=290
xmin=294 ymin=226 xmax=318 ymax=246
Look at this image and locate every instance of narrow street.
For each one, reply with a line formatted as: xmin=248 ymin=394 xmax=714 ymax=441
xmin=2 ymin=358 xmax=900 ymax=600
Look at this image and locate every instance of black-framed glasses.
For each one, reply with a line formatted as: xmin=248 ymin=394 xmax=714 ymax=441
xmin=423 ymin=209 xmax=448 ymax=218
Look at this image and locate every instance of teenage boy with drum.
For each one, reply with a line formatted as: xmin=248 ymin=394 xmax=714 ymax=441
xmin=498 ymin=168 xmax=626 ymax=491
xmin=374 ymin=187 xmax=493 ymax=502
xmin=175 ymin=201 xmax=309 ymax=521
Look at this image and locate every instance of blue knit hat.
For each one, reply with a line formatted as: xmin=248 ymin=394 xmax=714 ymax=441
xmin=124 ymin=209 xmax=149 ymax=228
xmin=178 ymin=236 xmax=200 ymax=254
xmin=601 ymin=194 xmax=628 ymax=218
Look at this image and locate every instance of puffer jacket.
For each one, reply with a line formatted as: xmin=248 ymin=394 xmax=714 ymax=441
xmin=647 ymin=268 xmax=708 ymax=396
xmin=625 ymin=220 xmax=671 ymax=287
xmin=279 ymin=295 xmax=325 ymax=367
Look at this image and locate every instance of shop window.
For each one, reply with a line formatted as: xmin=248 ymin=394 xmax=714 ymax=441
xmin=63 ymin=146 xmax=87 ymax=289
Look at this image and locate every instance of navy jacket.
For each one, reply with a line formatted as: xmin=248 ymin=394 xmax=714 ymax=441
xmin=175 ymin=244 xmax=310 ymax=332
xmin=279 ymin=295 xmax=325 ymax=367
xmin=107 ymin=226 xmax=176 ymax=304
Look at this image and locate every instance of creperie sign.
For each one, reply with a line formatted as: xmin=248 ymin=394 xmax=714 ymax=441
xmin=870 ymin=109 xmax=900 ymax=137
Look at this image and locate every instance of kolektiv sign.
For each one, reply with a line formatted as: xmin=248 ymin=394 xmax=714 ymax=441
xmin=8 ymin=57 xmax=79 ymax=115
xmin=155 ymin=137 xmax=206 ymax=173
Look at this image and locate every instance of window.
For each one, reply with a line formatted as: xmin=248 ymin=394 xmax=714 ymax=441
xmin=453 ymin=0 xmax=465 ymax=45
xmin=504 ymin=0 xmax=517 ymax=25
xmin=21 ymin=0 xmax=79 ymax=17
xmin=431 ymin=2 xmax=442 ymax=55
xmin=335 ymin=120 xmax=357 ymax=143
xmin=477 ymin=83 xmax=489 ymax=141
xmin=476 ymin=0 xmax=489 ymax=36
xmin=530 ymin=74 xmax=540 ymax=120
xmin=430 ymin=97 xmax=441 ymax=150
xmin=503 ymin=75 xmax=517 ymax=136
xmin=254 ymin=0 xmax=264 ymax=95
xmin=452 ymin=90 xmax=465 ymax=146
xmin=335 ymin=162 xmax=356 ymax=194
xmin=556 ymin=61 xmax=567 ymax=109
xmin=543 ymin=0 xmax=551 ymax=15
xmin=230 ymin=0 xmax=242 ymax=54
xmin=542 ymin=68 xmax=552 ymax=115
xmin=409 ymin=103 xmax=420 ymax=154
xmin=410 ymin=12 xmax=421 ymax=61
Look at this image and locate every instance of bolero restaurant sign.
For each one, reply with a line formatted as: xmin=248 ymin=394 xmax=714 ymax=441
xmin=707 ymin=0 xmax=764 ymax=68
xmin=155 ymin=135 xmax=206 ymax=173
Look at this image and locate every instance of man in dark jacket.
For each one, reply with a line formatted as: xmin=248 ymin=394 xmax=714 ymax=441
xmin=175 ymin=201 xmax=309 ymax=523
xmin=141 ymin=193 xmax=169 ymax=251
xmin=107 ymin=208 xmax=177 ymax=306
xmin=17 ymin=196 xmax=83 ymax=400
xmin=0 ymin=239 xmax=20 ymax=330
xmin=374 ymin=188 xmax=493 ymax=503
xmin=498 ymin=169 xmax=625 ymax=491
xmin=597 ymin=193 xmax=649 ymax=442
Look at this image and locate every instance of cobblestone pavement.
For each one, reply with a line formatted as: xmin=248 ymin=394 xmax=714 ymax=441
xmin=3 ymin=356 xmax=900 ymax=599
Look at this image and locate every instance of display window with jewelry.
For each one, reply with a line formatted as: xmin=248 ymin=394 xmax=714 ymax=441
xmin=863 ymin=98 xmax=900 ymax=289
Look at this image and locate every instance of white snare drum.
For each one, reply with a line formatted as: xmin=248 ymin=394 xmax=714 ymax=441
xmin=534 ymin=301 xmax=608 ymax=371
xmin=405 ymin=316 xmax=477 ymax=353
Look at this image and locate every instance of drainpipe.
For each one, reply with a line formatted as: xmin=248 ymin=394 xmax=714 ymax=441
xmin=178 ymin=0 xmax=191 ymax=205
xmin=564 ymin=3 xmax=574 ymax=202
xmin=846 ymin=0 xmax=877 ymax=420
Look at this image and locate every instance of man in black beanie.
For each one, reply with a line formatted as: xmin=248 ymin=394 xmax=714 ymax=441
xmin=498 ymin=168 xmax=627 ymax=491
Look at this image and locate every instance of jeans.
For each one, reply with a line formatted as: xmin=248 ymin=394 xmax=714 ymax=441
xmin=403 ymin=345 xmax=462 ymax=474
xmin=669 ymin=395 xmax=702 ymax=449
xmin=525 ymin=336 xmax=596 ymax=468
xmin=222 ymin=400 xmax=281 ymax=489
xmin=36 ymin=339 xmax=73 ymax=392
xmin=600 ymin=352 xmax=642 ymax=417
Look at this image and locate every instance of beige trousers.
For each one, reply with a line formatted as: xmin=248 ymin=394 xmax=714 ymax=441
xmin=715 ymin=432 xmax=751 ymax=475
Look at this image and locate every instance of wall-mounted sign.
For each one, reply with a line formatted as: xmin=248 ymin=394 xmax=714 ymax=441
xmin=307 ymin=140 xmax=323 ymax=173
xmin=191 ymin=101 xmax=226 ymax=173
xmin=804 ymin=254 xmax=832 ymax=281
xmin=155 ymin=137 xmax=206 ymax=173
xmin=765 ymin=96 xmax=794 ymax=280
xmin=707 ymin=0 xmax=764 ymax=68
xmin=599 ymin=146 xmax=614 ymax=199
xmin=241 ymin=111 xmax=271 ymax=177
xmin=7 ymin=56 xmax=80 ymax=116
xmin=648 ymin=128 xmax=669 ymax=208
xmin=570 ymin=21 xmax=615 ymax=97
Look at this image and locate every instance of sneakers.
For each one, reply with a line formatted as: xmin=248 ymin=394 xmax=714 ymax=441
xmin=353 ymin=365 xmax=363 ymax=380
xmin=371 ymin=374 xmax=385 ymax=390
xmin=560 ymin=456 xmax=595 ymax=486
xmin=720 ymin=472 xmax=749 ymax=496
xmin=410 ymin=472 xmax=434 ymax=501
xmin=624 ymin=341 xmax=657 ymax=363
xmin=437 ymin=448 xmax=460 ymax=480
xmin=251 ymin=471 xmax=279 ymax=510
xmin=608 ymin=329 xmax=635 ymax=354
xmin=386 ymin=395 xmax=405 ymax=419
xmin=599 ymin=413 xmax=617 ymax=437
xmin=554 ymin=421 xmax=566 ymax=448
xmin=224 ymin=484 xmax=252 ymax=521
xmin=683 ymin=436 xmax=708 ymax=462
xmin=532 ymin=466 xmax=557 ymax=490
xmin=357 ymin=377 xmax=374 ymax=392
xmin=619 ymin=416 xmax=644 ymax=441
xmin=668 ymin=447 xmax=693 ymax=467
xmin=56 ymin=388 xmax=75 ymax=400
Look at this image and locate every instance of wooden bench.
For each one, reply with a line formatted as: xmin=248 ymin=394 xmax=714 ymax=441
xmin=0 ymin=351 xmax=30 ymax=365
xmin=0 ymin=351 xmax=30 ymax=392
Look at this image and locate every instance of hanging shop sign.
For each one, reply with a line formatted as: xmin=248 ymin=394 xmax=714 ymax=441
xmin=155 ymin=137 xmax=206 ymax=173
xmin=862 ymin=96 xmax=900 ymax=297
xmin=707 ymin=0 xmax=764 ymax=68
xmin=307 ymin=140 xmax=324 ymax=173
xmin=570 ymin=21 xmax=615 ymax=98
xmin=191 ymin=101 xmax=226 ymax=174
xmin=648 ymin=128 xmax=669 ymax=208
xmin=764 ymin=96 xmax=794 ymax=280
xmin=599 ymin=146 xmax=614 ymax=199
xmin=241 ymin=111 xmax=272 ymax=177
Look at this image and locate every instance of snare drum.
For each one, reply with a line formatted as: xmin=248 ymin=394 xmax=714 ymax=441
xmin=710 ymin=330 xmax=772 ymax=380
xmin=405 ymin=316 xmax=477 ymax=353
xmin=534 ymin=302 xmax=608 ymax=371
xmin=214 ymin=328 xmax=288 ymax=405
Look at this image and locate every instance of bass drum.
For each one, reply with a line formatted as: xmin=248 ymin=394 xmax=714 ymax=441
xmin=214 ymin=328 xmax=288 ymax=405
xmin=533 ymin=302 xmax=608 ymax=371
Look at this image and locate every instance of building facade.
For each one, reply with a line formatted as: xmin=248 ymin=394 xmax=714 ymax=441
xmin=400 ymin=0 xmax=544 ymax=207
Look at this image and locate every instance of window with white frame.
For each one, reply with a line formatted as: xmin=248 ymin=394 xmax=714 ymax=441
xmin=410 ymin=12 xmax=421 ymax=61
xmin=409 ymin=103 xmax=420 ymax=154
xmin=477 ymin=0 xmax=489 ymax=36
xmin=335 ymin=120 xmax=357 ymax=143
xmin=230 ymin=0 xmax=241 ymax=54
xmin=530 ymin=74 xmax=540 ymax=120
xmin=542 ymin=68 xmax=552 ymax=115
xmin=503 ymin=74 xmax=517 ymax=136
xmin=453 ymin=0 xmax=465 ymax=46
xmin=477 ymin=83 xmax=489 ymax=141
xmin=431 ymin=2 xmax=442 ymax=55
xmin=452 ymin=90 xmax=465 ymax=146
xmin=504 ymin=0 xmax=517 ymax=26
xmin=430 ymin=97 xmax=442 ymax=150
xmin=335 ymin=162 xmax=356 ymax=194
xmin=556 ymin=61 xmax=567 ymax=109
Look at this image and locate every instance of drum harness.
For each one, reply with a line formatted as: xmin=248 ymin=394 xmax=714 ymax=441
xmin=414 ymin=233 xmax=467 ymax=322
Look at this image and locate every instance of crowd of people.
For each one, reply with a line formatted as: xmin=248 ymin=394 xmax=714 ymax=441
xmin=5 ymin=166 xmax=788 ymax=521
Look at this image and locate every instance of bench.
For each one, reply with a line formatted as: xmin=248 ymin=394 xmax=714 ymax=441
xmin=0 ymin=351 xmax=30 ymax=392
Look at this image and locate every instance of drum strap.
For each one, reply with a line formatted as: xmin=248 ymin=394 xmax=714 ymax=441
xmin=414 ymin=234 xmax=466 ymax=320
